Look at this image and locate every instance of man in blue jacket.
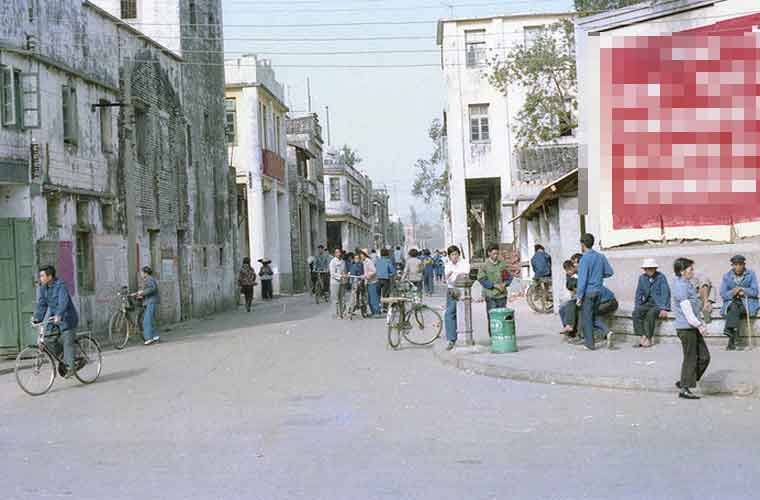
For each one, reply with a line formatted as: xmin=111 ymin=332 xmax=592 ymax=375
xmin=33 ymin=265 xmax=79 ymax=378
xmin=137 ymin=266 xmax=161 ymax=345
xmin=720 ymin=255 xmax=759 ymax=350
xmin=576 ymin=233 xmax=614 ymax=350
xmin=633 ymin=258 xmax=671 ymax=348
xmin=530 ymin=244 xmax=552 ymax=281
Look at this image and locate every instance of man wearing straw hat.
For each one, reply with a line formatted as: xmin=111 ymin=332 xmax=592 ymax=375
xmin=632 ymin=258 xmax=671 ymax=348
xmin=719 ymin=255 xmax=759 ymax=351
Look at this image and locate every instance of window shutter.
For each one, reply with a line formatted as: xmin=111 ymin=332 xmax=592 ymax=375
xmin=2 ymin=67 xmax=16 ymax=127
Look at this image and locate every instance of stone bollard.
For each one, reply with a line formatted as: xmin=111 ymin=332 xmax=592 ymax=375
xmin=455 ymin=276 xmax=475 ymax=346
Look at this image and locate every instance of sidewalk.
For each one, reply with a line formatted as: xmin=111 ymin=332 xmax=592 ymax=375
xmin=434 ymin=297 xmax=759 ymax=398
xmin=0 ymin=294 xmax=305 ymax=377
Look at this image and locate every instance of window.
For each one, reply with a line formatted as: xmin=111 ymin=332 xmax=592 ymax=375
xmin=121 ymin=0 xmax=137 ymax=19
xmin=99 ymin=100 xmax=113 ymax=153
xmin=189 ymin=0 xmax=197 ymax=27
xmin=202 ymin=246 xmax=208 ymax=268
xmin=275 ymin=115 xmax=281 ymax=154
xmin=135 ymin=105 xmax=147 ymax=163
xmin=465 ymin=30 xmax=486 ymax=67
xmin=351 ymin=185 xmax=361 ymax=205
xmin=76 ymin=231 xmax=95 ymax=293
xmin=329 ymin=177 xmax=341 ymax=201
xmin=469 ymin=104 xmax=490 ymax=143
xmin=20 ymin=73 xmax=40 ymax=128
xmin=1 ymin=67 xmax=21 ymax=127
xmin=148 ymin=230 xmax=160 ymax=277
xmin=47 ymin=196 xmax=60 ymax=232
xmin=203 ymin=111 xmax=210 ymax=140
xmin=76 ymin=200 xmax=89 ymax=227
xmin=224 ymin=98 xmax=237 ymax=145
xmin=219 ymin=247 xmax=224 ymax=266
xmin=262 ymin=104 xmax=269 ymax=149
xmin=62 ymin=85 xmax=78 ymax=145
xmin=102 ymin=203 xmax=114 ymax=231
xmin=524 ymin=25 xmax=544 ymax=49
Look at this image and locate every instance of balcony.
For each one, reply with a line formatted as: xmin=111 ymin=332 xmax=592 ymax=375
xmin=262 ymin=149 xmax=285 ymax=182
xmin=512 ymin=143 xmax=578 ymax=186
xmin=297 ymin=178 xmax=319 ymax=199
xmin=287 ymin=115 xmax=322 ymax=139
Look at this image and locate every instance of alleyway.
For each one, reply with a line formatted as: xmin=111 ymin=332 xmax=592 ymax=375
xmin=2 ymin=294 xmax=759 ymax=500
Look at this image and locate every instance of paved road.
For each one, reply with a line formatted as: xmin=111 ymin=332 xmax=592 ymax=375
xmin=1 ymin=295 xmax=758 ymax=500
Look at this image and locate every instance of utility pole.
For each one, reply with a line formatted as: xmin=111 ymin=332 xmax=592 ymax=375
xmin=307 ymin=77 xmax=312 ymax=113
xmin=325 ymin=105 xmax=331 ymax=147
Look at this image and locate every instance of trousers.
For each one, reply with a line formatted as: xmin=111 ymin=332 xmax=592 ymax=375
xmin=724 ymin=300 xmax=748 ymax=334
xmin=633 ymin=301 xmax=661 ymax=338
xmin=142 ymin=303 xmax=157 ymax=341
xmin=445 ymin=294 xmax=458 ymax=342
xmin=580 ymin=292 xmax=605 ymax=348
xmin=677 ymin=328 xmax=710 ymax=388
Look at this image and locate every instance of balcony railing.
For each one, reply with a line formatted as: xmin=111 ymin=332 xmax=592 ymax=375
xmin=512 ymin=143 xmax=578 ymax=185
xmin=262 ymin=149 xmax=285 ymax=181
xmin=287 ymin=116 xmax=322 ymax=140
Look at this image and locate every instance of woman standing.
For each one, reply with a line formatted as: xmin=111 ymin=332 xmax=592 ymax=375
xmin=672 ymin=257 xmax=711 ymax=400
xmin=402 ymin=249 xmax=424 ymax=296
xmin=238 ymin=257 xmax=257 ymax=312
xmin=443 ymin=246 xmax=470 ymax=351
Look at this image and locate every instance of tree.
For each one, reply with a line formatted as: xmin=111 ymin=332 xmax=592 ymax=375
xmin=486 ymin=19 xmax=577 ymax=148
xmin=338 ymin=144 xmax=362 ymax=168
xmin=574 ymin=0 xmax=646 ymax=17
xmin=412 ymin=119 xmax=450 ymax=218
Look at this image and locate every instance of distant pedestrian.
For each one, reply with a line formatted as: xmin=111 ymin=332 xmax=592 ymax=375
xmin=477 ymin=243 xmax=512 ymax=336
xmin=422 ymin=249 xmax=435 ymax=296
xmin=633 ymin=258 xmax=670 ymax=348
xmin=672 ymin=257 xmax=710 ymax=400
xmin=576 ymin=233 xmax=614 ymax=351
xmin=393 ymin=246 xmax=405 ymax=271
xmin=238 ymin=257 xmax=257 ymax=312
xmin=329 ymin=248 xmax=348 ymax=317
xmin=531 ymin=244 xmax=552 ymax=280
xmin=137 ymin=266 xmax=161 ymax=345
xmin=360 ymin=249 xmax=382 ymax=316
xmin=313 ymin=245 xmax=331 ymax=293
xmin=433 ymin=250 xmax=445 ymax=282
xmin=376 ymin=248 xmax=396 ymax=310
xmin=444 ymin=245 xmax=470 ymax=350
xmin=403 ymin=249 xmax=424 ymax=295
xmin=370 ymin=249 xmax=380 ymax=266
xmin=720 ymin=255 xmax=759 ymax=350
xmin=258 ymin=259 xmax=274 ymax=300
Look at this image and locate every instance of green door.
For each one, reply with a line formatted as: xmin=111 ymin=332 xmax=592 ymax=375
xmin=0 ymin=219 xmax=34 ymax=350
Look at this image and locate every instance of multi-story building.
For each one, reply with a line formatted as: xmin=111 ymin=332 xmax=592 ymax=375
xmin=436 ymin=12 xmax=573 ymax=264
xmin=286 ymin=113 xmax=326 ymax=292
xmin=371 ymin=188 xmax=390 ymax=250
xmin=0 ymin=0 xmax=237 ymax=352
xmin=323 ymin=150 xmax=373 ymax=252
xmin=225 ymin=55 xmax=293 ymax=296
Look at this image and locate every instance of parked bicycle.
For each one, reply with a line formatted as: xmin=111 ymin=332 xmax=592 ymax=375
xmin=108 ymin=286 xmax=145 ymax=349
xmin=312 ymin=271 xmax=330 ymax=304
xmin=14 ymin=319 xmax=102 ymax=396
xmin=527 ymin=277 xmax=553 ymax=314
xmin=345 ymin=275 xmax=370 ymax=320
xmin=383 ymin=280 xmax=442 ymax=349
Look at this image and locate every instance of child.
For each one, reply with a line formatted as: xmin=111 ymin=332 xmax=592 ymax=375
xmin=258 ymin=258 xmax=274 ymax=300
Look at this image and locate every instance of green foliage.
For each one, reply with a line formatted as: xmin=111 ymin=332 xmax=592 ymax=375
xmin=486 ymin=19 xmax=577 ymax=148
xmin=412 ymin=119 xmax=450 ymax=217
xmin=338 ymin=144 xmax=362 ymax=168
xmin=574 ymin=0 xmax=647 ymax=17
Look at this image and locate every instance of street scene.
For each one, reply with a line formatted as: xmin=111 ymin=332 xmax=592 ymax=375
xmin=3 ymin=0 xmax=760 ymax=498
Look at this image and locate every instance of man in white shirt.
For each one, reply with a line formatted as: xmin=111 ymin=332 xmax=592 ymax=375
xmin=329 ymin=248 xmax=347 ymax=318
xmin=444 ymin=245 xmax=471 ymax=350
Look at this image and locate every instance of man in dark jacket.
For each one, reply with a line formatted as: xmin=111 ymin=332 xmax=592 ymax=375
xmin=530 ymin=244 xmax=552 ymax=280
xmin=633 ymin=258 xmax=671 ymax=348
xmin=34 ymin=265 xmax=79 ymax=378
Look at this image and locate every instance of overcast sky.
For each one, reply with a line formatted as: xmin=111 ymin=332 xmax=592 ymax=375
xmin=222 ymin=0 xmax=573 ymax=224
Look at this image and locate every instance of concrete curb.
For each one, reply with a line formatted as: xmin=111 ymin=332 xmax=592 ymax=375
xmin=433 ymin=343 xmax=758 ymax=398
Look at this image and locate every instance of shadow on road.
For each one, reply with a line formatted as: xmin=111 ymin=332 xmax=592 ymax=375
xmin=92 ymin=368 xmax=148 ymax=385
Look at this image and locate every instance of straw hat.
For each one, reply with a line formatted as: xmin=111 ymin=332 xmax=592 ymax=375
xmin=640 ymin=258 xmax=659 ymax=269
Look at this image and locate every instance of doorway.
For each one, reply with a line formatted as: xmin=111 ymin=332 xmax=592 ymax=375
xmin=0 ymin=218 xmax=35 ymax=351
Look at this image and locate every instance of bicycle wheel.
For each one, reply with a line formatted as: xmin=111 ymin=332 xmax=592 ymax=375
xmin=404 ymin=305 xmax=443 ymax=345
xmin=109 ymin=311 xmax=131 ymax=349
xmin=314 ymin=281 xmax=323 ymax=304
xmin=74 ymin=336 xmax=102 ymax=384
xmin=387 ymin=304 xmax=402 ymax=349
xmin=15 ymin=347 xmax=55 ymax=396
xmin=526 ymin=284 xmax=541 ymax=313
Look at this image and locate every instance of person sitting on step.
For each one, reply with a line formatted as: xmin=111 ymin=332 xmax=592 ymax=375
xmin=632 ymin=258 xmax=671 ymax=348
xmin=719 ymin=255 xmax=759 ymax=351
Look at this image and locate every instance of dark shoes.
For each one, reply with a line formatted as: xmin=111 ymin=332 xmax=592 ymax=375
xmin=445 ymin=341 xmax=455 ymax=351
xmin=678 ymin=388 xmax=700 ymax=400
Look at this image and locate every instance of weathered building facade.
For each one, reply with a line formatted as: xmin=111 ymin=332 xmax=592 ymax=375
xmin=225 ymin=55 xmax=293 ymax=296
xmin=286 ymin=113 xmax=326 ymax=292
xmin=323 ymin=150 xmax=373 ymax=252
xmin=0 ymin=0 xmax=237 ymax=352
xmin=371 ymin=188 xmax=390 ymax=250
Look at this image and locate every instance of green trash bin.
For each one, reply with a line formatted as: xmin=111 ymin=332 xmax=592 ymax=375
xmin=489 ymin=307 xmax=517 ymax=353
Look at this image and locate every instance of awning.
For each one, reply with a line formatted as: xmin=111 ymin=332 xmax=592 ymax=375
xmin=508 ymin=168 xmax=578 ymax=223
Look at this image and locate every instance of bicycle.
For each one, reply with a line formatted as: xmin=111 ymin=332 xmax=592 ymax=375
xmin=311 ymin=270 xmax=330 ymax=304
xmin=108 ymin=286 xmax=145 ymax=349
xmin=15 ymin=319 xmax=102 ymax=396
xmin=344 ymin=275 xmax=370 ymax=320
xmin=383 ymin=280 xmax=442 ymax=349
xmin=527 ymin=277 xmax=554 ymax=314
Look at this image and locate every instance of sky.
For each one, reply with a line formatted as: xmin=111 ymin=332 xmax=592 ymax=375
xmin=222 ymin=0 xmax=574 ymax=224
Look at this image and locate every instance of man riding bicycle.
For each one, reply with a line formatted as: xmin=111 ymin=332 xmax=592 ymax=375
xmin=312 ymin=245 xmax=331 ymax=293
xmin=33 ymin=265 xmax=79 ymax=378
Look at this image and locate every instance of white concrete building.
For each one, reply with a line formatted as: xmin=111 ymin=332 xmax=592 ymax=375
xmin=225 ymin=56 xmax=293 ymax=295
xmin=323 ymin=151 xmax=373 ymax=252
xmin=436 ymin=12 xmax=573 ymax=263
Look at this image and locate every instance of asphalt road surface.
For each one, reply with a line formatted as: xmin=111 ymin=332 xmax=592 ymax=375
xmin=1 ymin=295 xmax=757 ymax=500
